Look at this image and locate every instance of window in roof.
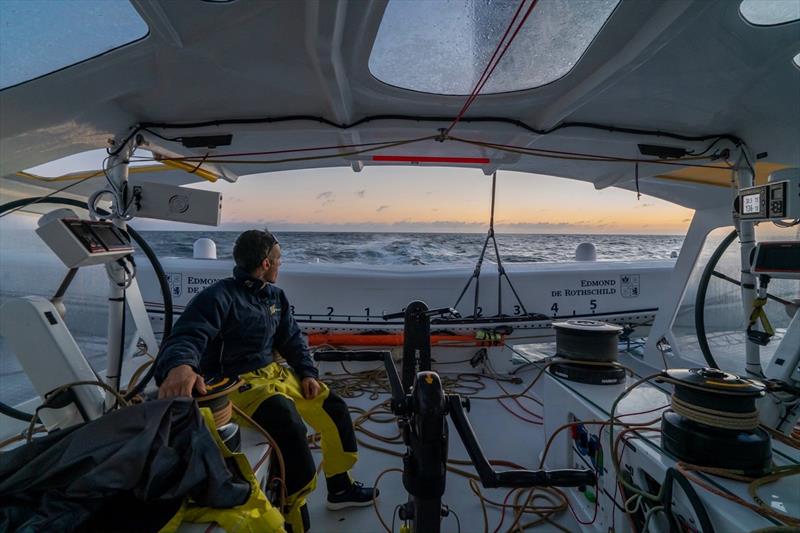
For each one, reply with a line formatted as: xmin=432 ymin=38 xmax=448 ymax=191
xmin=740 ymin=0 xmax=800 ymax=26
xmin=0 ymin=0 xmax=148 ymax=90
xmin=368 ymin=0 xmax=620 ymax=95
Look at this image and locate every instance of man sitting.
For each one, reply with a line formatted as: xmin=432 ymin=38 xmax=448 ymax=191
xmin=156 ymin=229 xmax=377 ymax=533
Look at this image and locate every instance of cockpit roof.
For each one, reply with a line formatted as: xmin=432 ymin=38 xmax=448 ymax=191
xmin=1 ymin=0 xmax=798 ymax=210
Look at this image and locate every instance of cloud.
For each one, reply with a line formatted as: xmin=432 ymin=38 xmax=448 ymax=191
xmin=355 ymin=190 xmax=366 ymax=198
xmin=635 ymin=203 xmax=654 ymax=208
xmin=376 ymin=205 xmax=390 ymax=212
xmin=316 ymin=191 xmax=335 ymax=206
xmin=682 ymin=218 xmax=691 ymax=222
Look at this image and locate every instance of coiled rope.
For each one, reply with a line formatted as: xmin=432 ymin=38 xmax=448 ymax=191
xmin=670 ymin=395 xmax=759 ymax=431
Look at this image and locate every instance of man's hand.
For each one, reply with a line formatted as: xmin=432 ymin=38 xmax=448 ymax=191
xmin=301 ymin=377 xmax=321 ymax=400
xmin=158 ymin=364 xmax=207 ymax=399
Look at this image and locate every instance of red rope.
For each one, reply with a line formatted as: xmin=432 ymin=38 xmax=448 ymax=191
xmin=444 ymin=0 xmax=539 ymax=137
xmin=446 ymin=1 xmax=526 ymax=133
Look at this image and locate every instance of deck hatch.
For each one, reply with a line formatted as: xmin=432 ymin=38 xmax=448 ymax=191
xmin=0 ymin=0 xmax=149 ymax=90
xmin=739 ymin=0 xmax=800 ymax=26
xmin=368 ymin=0 xmax=620 ymax=95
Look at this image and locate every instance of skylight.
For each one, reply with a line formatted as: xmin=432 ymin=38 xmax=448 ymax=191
xmin=0 ymin=0 xmax=148 ymax=90
xmin=794 ymin=52 xmax=800 ymax=68
xmin=740 ymin=0 xmax=800 ymax=26
xmin=368 ymin=0 xmax=620 ymax=95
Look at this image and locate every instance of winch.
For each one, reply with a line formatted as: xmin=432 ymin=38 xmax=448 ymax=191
xmin=196 ymin=376 xmax=242 ymax=453
xmin=660 ymin=368 xmax=771 ymax=475
xmin=549 ymin=319 xmax=626 ymax=385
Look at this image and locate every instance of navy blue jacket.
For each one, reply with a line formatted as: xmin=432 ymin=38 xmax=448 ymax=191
xmin=154 ymin=266 xmax=318 ymax=384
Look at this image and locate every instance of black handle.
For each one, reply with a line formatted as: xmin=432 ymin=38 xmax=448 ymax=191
xmin=425 ymin=306 xmax=461 ymax=318
xmin=382 ymin=306 xmax=461 ymax=320
xmin=447 ymin=395 xmax=596 ymax=489
xmin=494 ymin=469 xmax=595 ymax=488
xmin=314 ymin=350 xmax=389 ymax=362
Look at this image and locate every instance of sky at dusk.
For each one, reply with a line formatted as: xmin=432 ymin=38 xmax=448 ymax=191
xmin=26 ymin=149 xmax=694 ymax=234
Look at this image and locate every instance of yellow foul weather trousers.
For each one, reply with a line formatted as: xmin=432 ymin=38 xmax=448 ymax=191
xmin=229 ymin=362 xmax=359 ymax=532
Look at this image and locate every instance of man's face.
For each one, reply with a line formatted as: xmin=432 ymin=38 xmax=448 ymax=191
xmin=261 ymin=243 xmax=282 ymax=284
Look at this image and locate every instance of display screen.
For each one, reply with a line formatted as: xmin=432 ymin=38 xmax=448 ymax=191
xmin=91 ymin=225 xmax=131 ymax=250
xmin=65 ymin=220 xmax=131 ymax=252
xmin=65 ymin=220 xmax=104 ymax=252
xmin=742 ymin=193 xmax=761 ymax=215
xmin=756 ymin=244 xmax=800 ymax=272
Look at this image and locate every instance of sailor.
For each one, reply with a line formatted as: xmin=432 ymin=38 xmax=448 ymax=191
xmin=155 ymin=229 xmax=377 ymax=533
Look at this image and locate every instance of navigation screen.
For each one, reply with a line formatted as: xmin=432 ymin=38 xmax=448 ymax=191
xmin=742 ymin=193 xmax=761 ymax=215
xmin=757 ymin=244 xmax=800 ymax=271
xmin=92 ymin=225 xmax=130 ymax=250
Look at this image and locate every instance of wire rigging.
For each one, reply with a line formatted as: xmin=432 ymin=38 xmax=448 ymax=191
xmin=451 ymin=171 xmax=530 ymax=320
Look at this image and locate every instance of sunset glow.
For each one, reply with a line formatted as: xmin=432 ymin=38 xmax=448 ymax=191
xmin=22 ymin=151 xmax=694 ymax=234
xmin=188 ymin=166 xmax=694 ymax=234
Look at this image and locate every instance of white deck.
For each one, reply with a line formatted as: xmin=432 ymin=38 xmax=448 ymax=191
xmin=306 ymin=356 xmax=579 ymax=533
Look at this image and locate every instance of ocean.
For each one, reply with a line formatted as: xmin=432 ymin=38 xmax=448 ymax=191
xmin=7 ymin=229 xmax=798 ymax=408
xmin=138 ymin=231 xmax=686 ymax=264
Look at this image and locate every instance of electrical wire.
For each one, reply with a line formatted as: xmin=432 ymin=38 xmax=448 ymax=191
xmin=129 ymin=115 xmax=744 ymax=149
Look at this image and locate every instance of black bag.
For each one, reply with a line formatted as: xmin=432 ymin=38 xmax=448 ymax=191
xmin=0 ymin=399 xmax=250 ymax=532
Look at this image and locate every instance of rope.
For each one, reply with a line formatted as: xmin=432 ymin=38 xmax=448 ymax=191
xmin=125 ymin=356 xmax=155 ymax=398
xmin=670 ymin=395 xmax=759 ymax=431
xmin=230 ymin=404 xmax=288 ymax=512
xmin=209 ymin=400 xmax=233 ymax=428
xmin=449 ymin=136 xmax=734 ymax=171
xmin=677 ymin=463 xmax=800 ymax=527
xmin=318 ymin=358 xmax=652 ymax=531
xmin=444 ymin=0 xmax=539 ymax=137
xmin=28 ymin=380 xmax=130 ymax=442
xmin=372 ymin=468 xmax=403 ymax=533
xmin=148 ymin=135 xmax=437 ymax=166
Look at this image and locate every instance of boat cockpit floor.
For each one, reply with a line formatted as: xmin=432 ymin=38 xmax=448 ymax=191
xmin=301 ymin=356 xmax=578 ymax=533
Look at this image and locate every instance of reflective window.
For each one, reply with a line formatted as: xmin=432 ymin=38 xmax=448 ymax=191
xmin=369 ymin=0 xmax=620 ymax=95
xmin=0 ymin=0 xmax=148 ymax=89
xmin=740 ymin=0 xmax=800 ymax=26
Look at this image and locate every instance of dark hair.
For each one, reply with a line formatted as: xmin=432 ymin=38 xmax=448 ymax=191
xmin=233 ymin=229 xmax=279 ymax=272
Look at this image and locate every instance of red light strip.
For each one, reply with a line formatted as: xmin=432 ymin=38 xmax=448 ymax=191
xmin=372 ymin=155 xmax=490 ymax=164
